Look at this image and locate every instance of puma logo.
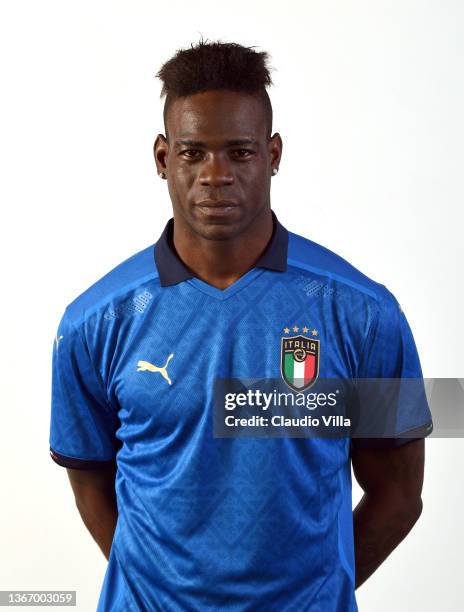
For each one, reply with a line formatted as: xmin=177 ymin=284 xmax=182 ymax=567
xmin=137 ymin=353 xmax=174 ymax=385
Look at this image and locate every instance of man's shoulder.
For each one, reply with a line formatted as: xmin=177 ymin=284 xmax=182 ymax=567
xmin=64 ymin=243 xmax=158 ymax=327
xmin=287 ymin=230 xmax=394 ymax=302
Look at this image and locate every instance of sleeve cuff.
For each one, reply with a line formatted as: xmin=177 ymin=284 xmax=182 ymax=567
xmin=50 ymin=448 xmax=116 ymax=470
xmin=350 ymin=419 xmax=433 ymax=449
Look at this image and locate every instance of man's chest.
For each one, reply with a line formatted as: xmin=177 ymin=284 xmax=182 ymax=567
xmin=101 ymin=282 xmax=368 ymax=441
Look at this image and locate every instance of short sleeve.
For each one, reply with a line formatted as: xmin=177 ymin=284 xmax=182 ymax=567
xmin=350 ymin=287 xmax=433 ymax=449
xmin=49 ymin=309 xmax=120 ymax=469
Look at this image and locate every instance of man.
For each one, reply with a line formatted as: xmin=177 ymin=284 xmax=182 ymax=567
xmin=49 ymin=39 xmax=433 ymax=611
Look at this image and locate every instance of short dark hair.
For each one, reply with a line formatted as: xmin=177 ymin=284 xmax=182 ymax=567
xmin=155 ymin=37 xmax=274 ymax=139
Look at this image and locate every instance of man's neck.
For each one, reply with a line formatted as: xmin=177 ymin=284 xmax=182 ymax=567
xmin=171 ymin=209 xmax=274 ymax=290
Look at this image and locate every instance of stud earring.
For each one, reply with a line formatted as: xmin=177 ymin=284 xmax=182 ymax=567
xmin=272 ymin=168 xmax=279 ymax=176
xmin=159 ymin=172 xmax=166 ymax=179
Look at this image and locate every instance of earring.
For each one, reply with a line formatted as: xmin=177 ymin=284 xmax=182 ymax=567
xmin=159 ymin=172 xmax=166 ymax=179
xmin=272 ymin=168 xmax=278 ymax=176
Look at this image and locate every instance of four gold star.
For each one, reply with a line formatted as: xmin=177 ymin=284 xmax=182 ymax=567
xmin=282 ymin=326 xmax=319 ymax=336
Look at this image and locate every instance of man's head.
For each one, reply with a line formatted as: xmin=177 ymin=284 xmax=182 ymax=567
xmin=154 ymin=39 xmax=282 ymax=241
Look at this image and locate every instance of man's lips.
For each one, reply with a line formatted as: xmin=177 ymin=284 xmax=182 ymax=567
xmin=195 ymin=200 xmax=240 ymax=217
xmin=195 ymin=200 xmax=238 ymax=207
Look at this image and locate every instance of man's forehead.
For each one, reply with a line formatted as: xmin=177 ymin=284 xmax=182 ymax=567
xmin=167 ymin=91 xmax=267 ymax=140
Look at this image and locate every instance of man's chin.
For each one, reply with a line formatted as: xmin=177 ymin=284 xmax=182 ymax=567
xmin=189 ymin=209 xmax=244 ymax=240
xmin=194 ymin=221 xmax=242 ymax=241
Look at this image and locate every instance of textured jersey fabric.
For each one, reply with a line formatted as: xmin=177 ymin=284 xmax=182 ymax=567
xmin=49 ymin=212 xmax=432 ymax=611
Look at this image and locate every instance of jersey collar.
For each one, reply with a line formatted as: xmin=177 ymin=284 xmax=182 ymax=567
xmin=154 ymin=210 xmax=288 ymax=287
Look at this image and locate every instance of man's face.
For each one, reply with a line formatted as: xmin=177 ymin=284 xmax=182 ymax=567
xmin=154 ymin=89 xmax=282 ymax=241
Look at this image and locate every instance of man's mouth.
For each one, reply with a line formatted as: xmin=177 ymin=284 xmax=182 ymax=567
xmin=195 ymin=201 xmax=239 ymax=217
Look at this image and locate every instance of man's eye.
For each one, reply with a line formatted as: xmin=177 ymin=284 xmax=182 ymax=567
xmin=233 ymin=149 xmax=254 ymax=157
xmin=181 ymin=150 xmax=202 ymax=158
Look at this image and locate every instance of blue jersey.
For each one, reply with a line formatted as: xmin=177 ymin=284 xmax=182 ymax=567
xmin=49 ymin=211 xmax=432 ymax=611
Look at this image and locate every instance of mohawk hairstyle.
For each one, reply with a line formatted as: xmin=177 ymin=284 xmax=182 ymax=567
xmin=155 ymin=37 xmax=274 ymax=139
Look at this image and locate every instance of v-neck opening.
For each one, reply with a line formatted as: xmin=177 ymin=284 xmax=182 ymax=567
xmin=186 ymin=267 xmax=266 ymax=300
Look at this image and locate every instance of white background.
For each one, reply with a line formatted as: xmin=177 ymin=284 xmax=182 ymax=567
xmin=1 ymin=1 xmax=462 ymax=610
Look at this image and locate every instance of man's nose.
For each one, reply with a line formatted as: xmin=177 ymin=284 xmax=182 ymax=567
xmin=198 ymin=154 xmax=234 ymax=187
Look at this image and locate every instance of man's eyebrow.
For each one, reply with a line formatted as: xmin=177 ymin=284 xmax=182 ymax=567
xmin=173 ymin=138 xmax=259 ymax=149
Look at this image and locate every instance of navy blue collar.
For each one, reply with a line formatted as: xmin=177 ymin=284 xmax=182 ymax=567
xmin=154 ymin=210 xmax=288 ymax=287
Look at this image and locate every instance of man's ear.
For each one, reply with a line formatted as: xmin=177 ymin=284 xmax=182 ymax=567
xmin=154 ymin=133 xmax=168 ymax=175
xmin=268 ymin=132 xmax=283 ymax=168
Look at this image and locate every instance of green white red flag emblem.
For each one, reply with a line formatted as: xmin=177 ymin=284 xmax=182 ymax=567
xmin=281 ymin=335 xmax=320 ymax=391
